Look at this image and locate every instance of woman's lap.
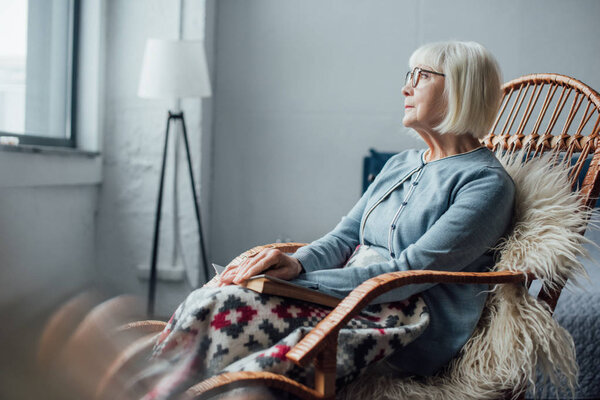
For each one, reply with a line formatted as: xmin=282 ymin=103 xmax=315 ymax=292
xmin=143 ymin=285 xmax=429 ymax=400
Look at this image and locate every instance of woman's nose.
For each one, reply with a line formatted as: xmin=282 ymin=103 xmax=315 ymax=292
xmin=402 ymin=82 xmax=412 ymax=97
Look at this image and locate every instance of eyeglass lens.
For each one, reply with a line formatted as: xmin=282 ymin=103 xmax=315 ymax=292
xmin=405 ymin=68 xmax=420 ymax=88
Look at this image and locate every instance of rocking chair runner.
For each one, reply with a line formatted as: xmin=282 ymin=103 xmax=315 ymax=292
xmin=180 ymin=74 xmax=600 ymax=400
xmin=41 ymin=74 xmax=600 ymax=400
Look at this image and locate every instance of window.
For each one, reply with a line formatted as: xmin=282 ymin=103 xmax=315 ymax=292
xmin=0 ymin=0 xmax=79 ymax=147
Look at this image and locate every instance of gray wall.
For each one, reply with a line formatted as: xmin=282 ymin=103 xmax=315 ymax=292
xmin=210 ymin=0 xmax=600 ymax=265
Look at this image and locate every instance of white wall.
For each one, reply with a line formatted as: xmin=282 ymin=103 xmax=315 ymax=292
xmin=210 ymin=0 xmax=600 ymax=265
xmin=96 ymin=0 xmax=214 ymax=317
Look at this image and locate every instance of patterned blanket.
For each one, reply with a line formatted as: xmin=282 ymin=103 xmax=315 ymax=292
xmin=142 ymin=285 xmax=429 ymax=399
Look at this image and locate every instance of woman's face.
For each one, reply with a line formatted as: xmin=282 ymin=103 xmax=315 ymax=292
xmin=402 ymin=65 xmax=447 ymax=134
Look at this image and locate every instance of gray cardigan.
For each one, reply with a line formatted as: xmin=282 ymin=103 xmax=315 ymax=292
xmin=291 ymin=147 xmax=515 ymax=376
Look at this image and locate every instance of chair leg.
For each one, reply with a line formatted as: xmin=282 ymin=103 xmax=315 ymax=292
xmin=314 ymin=337 xmax=337 ymax=400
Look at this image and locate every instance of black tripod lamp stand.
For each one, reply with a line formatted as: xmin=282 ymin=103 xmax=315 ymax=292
xmin=138 ymin=39 xmax=212 ymax=316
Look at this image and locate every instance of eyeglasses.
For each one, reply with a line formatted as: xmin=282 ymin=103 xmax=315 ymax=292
xmin=405 ymin=67 xmax=445 ymax=88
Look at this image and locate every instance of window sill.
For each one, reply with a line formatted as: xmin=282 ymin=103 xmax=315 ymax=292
xmin=0 ymin=144 xmax=102 ymax=187
xmin=0 ymin=143 xmax=99 ymax=157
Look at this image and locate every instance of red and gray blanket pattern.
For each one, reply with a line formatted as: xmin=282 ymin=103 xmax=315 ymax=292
xmin=143 ymin=285 xmax=429 ymax=399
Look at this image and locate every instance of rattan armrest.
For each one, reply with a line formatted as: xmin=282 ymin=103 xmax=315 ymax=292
xmin=183 ymin=371 xmax=325 ymax=400
xmin=286 ymin=269 xmax=532 ymax=367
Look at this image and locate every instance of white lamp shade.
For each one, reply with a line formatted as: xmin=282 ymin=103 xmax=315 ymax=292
xmin=138 ymin=39 xmax=212 ymax=99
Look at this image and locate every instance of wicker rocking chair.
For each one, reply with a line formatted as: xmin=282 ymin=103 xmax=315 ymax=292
xmin=41 ymin=74 xmax=600 ymax=400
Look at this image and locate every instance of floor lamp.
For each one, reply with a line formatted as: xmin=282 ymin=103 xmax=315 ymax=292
xmin=138 ymin=39 xmax=212 ymax=316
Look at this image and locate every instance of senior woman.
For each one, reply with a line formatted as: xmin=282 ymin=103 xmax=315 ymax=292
xmin=145 ymin=41 xmax=514 ymax=399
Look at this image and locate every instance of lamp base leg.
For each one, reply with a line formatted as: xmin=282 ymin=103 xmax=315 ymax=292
xmin=147 ymin=110 xmax=211 ymax=317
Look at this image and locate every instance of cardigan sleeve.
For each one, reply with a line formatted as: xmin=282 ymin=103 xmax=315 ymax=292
xmin=292 ymin=156 xmax=398 ymax=272
xmin=294 ymin=166 xmax=515 ymax=304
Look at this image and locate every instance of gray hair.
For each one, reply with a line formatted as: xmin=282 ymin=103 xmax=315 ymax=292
xmin=409 ymin=41 xmax=502 ymax=139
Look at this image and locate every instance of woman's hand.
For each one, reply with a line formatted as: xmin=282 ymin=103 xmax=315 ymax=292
xmin=218 ymin=249 xmax=303 ymax=286
xmin=202 ymin=275 xmax=221 ymax=288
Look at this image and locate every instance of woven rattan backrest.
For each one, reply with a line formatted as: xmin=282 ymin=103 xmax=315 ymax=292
xmin=482 ymin=73 xmax=600 ymax=310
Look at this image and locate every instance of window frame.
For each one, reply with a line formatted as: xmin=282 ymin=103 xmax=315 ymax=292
xmin=0 ymin=0 xmax=80 ymax=148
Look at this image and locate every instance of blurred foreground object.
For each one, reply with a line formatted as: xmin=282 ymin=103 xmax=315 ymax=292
xmin=37 ymin=293 xmax=164 ymax=399
xmin=37 ymin=292 xmax=279 ymax=400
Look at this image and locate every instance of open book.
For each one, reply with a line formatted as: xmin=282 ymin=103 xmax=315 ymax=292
xmin=212 ymin=263 xmax=340 ymax=308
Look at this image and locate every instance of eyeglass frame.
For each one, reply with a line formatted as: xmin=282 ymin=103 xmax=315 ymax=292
xmin=405 ymin=67 xmax=445 ymax=88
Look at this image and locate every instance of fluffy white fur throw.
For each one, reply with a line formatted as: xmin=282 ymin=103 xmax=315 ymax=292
xmin=340 ymin=151 xmax=593 ymax=400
